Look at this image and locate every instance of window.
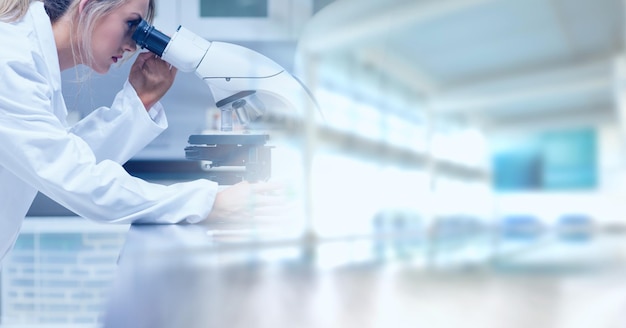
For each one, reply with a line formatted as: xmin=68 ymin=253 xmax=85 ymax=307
xmin=200 ymin=0 xmax=268 ymax=18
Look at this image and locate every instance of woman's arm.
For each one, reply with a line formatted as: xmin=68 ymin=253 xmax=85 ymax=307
xmin=0 ymin=52 xmax=216 ymax=224
xmin=69 ymin=52 xmax=177 ymax=164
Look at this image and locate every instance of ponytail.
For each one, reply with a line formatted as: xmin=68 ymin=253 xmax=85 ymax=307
xmin=0 ymin=0 xmax=35 ymax=22
xmin=0 ymin=0 xmax=74 ymax=23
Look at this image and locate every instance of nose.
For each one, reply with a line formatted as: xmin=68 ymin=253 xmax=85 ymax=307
xmin=123 ymin=35 xmax=137 ymax=53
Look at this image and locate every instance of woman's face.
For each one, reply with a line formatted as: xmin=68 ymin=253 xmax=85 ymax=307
xmin=89 ymin=0 xmax=150 ymax=73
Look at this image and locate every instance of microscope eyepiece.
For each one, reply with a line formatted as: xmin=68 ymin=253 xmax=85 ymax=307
xmin=131 ymin=19 xmax=171 ymax=57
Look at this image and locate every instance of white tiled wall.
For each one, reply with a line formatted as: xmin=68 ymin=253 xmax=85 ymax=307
xmin=1 ymin=218 xmax=128 ymax=327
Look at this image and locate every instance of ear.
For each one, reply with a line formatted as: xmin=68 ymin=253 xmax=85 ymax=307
xmin=78 ymin=0 xmax=90 ymax=14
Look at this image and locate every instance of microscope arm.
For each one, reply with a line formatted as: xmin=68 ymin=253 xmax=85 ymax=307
xmin=134 ymin=22 xmax=319 ymax=125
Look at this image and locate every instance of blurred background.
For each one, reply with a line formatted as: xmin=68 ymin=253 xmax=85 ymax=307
xmin=4 ymin=0 xmax=626 ymax=327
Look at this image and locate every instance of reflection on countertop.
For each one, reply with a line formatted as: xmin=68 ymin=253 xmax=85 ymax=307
xmin=102 ymin=222 xmax=626 ymax=328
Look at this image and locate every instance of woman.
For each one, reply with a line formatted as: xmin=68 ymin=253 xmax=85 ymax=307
xmin=0 ymin=0 xmax=282 ymax=262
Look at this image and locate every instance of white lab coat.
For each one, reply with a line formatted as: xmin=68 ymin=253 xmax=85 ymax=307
xmin=0 ymin=2 xmax=217 ymax=262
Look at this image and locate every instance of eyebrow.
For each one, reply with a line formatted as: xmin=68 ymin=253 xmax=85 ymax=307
xmin=129 ymin=12 xmax=143 ymax=19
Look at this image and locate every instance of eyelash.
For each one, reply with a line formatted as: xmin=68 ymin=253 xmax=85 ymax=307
xmin=127 ymin=19 xmax=141 ymax=30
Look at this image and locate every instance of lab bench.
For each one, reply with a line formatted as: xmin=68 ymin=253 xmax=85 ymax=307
xmin=99 ymin=221 xmax=626 ymax=328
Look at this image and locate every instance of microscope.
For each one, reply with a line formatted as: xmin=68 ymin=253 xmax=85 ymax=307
xmin=132 ymin=20 xmax=320 ymax=184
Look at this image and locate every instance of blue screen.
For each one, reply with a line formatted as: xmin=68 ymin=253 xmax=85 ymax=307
xmin=492 ymin=128 xmax=597 ymax=191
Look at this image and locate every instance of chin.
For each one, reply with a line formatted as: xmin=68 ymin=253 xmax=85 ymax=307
xmin=92 ymin=66 xmax=110 ymax=74
xmin=89 ymin=61 xmax=110 ymax=74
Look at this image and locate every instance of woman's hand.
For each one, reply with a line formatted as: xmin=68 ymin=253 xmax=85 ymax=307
xmin=129 ymin=52 xmax=177 ymax=110
xmin=206 ymin=180 xmax=290 ymax=222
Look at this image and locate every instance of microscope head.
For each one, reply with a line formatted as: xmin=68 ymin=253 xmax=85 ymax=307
xmin=132 ymin=20 xmax=321 ymax=132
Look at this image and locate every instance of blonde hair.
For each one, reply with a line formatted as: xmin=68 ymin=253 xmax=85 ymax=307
xmin=1 ymin=0 xmax=155 ymax=69
xmin=71 ymin=0 xmax=155 ymax=69
xmin=0 ymin=0 xmax=33 ymax=22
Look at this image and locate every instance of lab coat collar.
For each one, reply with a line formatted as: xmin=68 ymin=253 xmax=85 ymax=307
xmin=29 ymin=1 xmax=62 ymax=93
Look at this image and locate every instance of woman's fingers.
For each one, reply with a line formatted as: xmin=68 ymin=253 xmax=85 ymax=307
xmin=251 ymin=181 xmax=285 ymax=194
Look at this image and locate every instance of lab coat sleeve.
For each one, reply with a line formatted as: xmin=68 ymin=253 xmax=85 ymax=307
xmin=0 ymin=53 xmax=216 ymax=224
xmin=69 ymin=80 xmax=166 ymax=164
